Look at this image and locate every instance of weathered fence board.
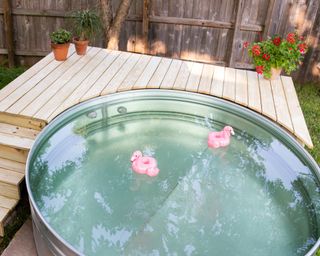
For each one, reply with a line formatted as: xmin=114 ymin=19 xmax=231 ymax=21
xmin=0 ymin=0 xmax=319 ymax=82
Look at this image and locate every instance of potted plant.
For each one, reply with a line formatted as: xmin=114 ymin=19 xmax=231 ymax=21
xmin=72 ymin=9 xmax=101 ymax=55
xmin=50 ymin=29 xmax=72 ymax=61
xmin=244 ymin=32 xmax=308 ymax=79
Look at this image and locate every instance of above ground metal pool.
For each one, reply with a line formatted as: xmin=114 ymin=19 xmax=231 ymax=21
xmin=27 ymin=90 xmax=320 ymax=256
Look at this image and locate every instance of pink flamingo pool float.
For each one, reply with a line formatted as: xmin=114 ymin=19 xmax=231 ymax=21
xmin=131 ymin=151 xmax=160 ymax=177
xmin=208 ymin=126 xmax=234 ymax=148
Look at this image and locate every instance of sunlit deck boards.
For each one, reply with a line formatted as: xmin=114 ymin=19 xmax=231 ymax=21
xmin=0 ymin=46 xmax=314 ymax=148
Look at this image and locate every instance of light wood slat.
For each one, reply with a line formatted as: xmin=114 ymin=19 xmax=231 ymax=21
xmin=0 ymin=123 xmax=39 ymax=140
xmin=81 ymin=51 xmax=131 ymax=102
xmin=133 ymin=56 xmax=162 ymax=89
xmin=147 ymin=58 xmax=172 ymax=88
xmin=36 ymin=49 xmax=109 ymax=120
xmin=11 ymin=47 xmax=90 ymax=116
xmin=29 ymin=48 xmax=101 ymax=119
xmin=270 ymin=78 xmax=293 ymax=132
xmin=186 ymin=62 xmax=203 ymax=92
xmin=0 ymin=132 xmax=34 ymax=150
xmin=102 ymin=53 xmax=142 ymax=95
xmin=281 ymin=76 xmax=313 ymax=148
xmin=1 ymin=49 xmax=75 ymax=112
xmin=0 ymin=158 xmax=25 ymax=174
xmin=211 ymin=65 xmax=225 ymax=97
xmin=0 ymin=196 xmax=17 ymax=209
xmin=235 ymin=69 xmax=248 ymax=106
xmin=173 ymin=61 xmax=193 ymax=90
xmin=198 ymin=64 xmax=214 ymax=94
xmin=48 ymin=50 xmax=119 ymax=121
xmin=258 ymin=75 xmax=277 ymax=121
xmin=247 ymin=71 xmax=261 ymax=113
xmin=0 ymin=207 xmax=10 ymax=222
xmin=160 ymin=60 xmax=182 ymax=89
xmin=118 ymin=55 xmax=152 ymax=91
xmin=0 ymin=168 xmax=24 ymax=185
xmin=222 ymin=67 xmax=236 ymax=101
xmin=0 ymin=112 xmax=46 ymax=131
xmin=0 ymin=52 xmax=56 ymax=103
xmin=0 ymin=182 xmax=19 ymax=199
xmin=0 ymin=145 xmax=28 ymax=164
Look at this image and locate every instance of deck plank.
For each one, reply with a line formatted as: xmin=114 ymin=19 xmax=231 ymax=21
xmin=222 ymin=67 xmax=236 ymax=101
xmin=197 ymin=64 xmax=214 ymax=95
xmin=235 ymin=69 xmax=248 ymax=106
xmin=211 ymin=66 xmax=225 ymax=97
xmin=133 ymin=56 xmax=162 ymax=89
xmin=0 ymin=196 xmax=17 ymax=210
xmin=173 ymin=61 xmax=193 ymax=91
xmin=186 ymin=63 xmax=203 ymax=92
xmin=160 ymin=60 xmax=182 ymax=89
xmin=270 ymin=78 xmax=294 ymax=132
xmin=281 ymin=76 xmax=313 ymax=148
xmin=80 ymin=51 xmax=131 ymax=102
xmin=2 ymin=48 xmax=75 ymax=113
xmin=48 ymin=50 xmax=119 ymax=120
xmin=0 ymin=168 xmax=24 ymax=186
xmin=35 ymin=49 xmax=107 ymax=120
xmin=147 ymin=58 xmax=172 ymax=88
xmin=14 ymin=47 xmax=91 ymax=117
xmin=247 ymin=71 xmax=262 ymax=113
xmin=102 ymin=53 xmax=142 ymax=95
xmin=0 ymin=123 xmax=39 ymax=140
xmin=0 ymin=158 xmax=25 ymax=174
xmin=118 ymin=55 xmax=152 ymax=91
xmin=258 ymin=76 xmax=277 ymax=121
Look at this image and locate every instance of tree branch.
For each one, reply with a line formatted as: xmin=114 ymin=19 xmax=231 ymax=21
xmin=99 ymin=0 xmax=113 ymax=47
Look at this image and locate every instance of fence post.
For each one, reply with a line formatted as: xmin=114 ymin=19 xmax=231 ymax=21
xmin=142 ymin=0 xmax=150 ymax=54
xmin=228 ymin=0 xmax=244 ymax=67
xmin=3 ymin=0 xmax=15 ymax=68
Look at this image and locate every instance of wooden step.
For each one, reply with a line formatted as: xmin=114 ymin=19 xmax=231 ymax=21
xmin=0 ymin=157 xmax=26 ymax=174
xmin=0 ymin=132 xmax=34 ymax=151
xmin=0 ymin=196 xmax=19 ymax=236
xmin=0 ymin=144 xmax=28 ymax=164
xmin=0 ymin=112 xmax=46 ymax=131
xmin=0 ymin=182 xmax=20 ymax=200
xmin=0 ymin=168 xmax=24 ymax=186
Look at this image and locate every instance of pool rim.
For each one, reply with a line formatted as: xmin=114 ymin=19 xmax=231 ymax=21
xmin=26 ymin=89 xmax=320 ymax=256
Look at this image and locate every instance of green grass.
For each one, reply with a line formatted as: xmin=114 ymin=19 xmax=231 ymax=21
xmin=296 ymin=82 xmax=320 ymax=164
xmin=0 ymin=66 xmax=25 ymax=90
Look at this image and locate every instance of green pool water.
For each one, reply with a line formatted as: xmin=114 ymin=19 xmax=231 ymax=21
xmin=28 ymin=91 xmax=320 ymax=256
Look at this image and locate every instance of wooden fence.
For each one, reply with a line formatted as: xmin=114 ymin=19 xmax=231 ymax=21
xmin=0 ymin=0 xmax=319 ymax=82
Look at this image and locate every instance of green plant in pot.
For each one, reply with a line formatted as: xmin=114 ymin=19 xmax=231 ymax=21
xmin=72 ymin=9 xmax=101 ymax=55
xmin=50 ymin=29 xmax=72 ymax=61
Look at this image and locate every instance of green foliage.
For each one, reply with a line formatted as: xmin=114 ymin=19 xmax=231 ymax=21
xmin=296 ymin=83 xmax=320 ymax=164
xmin=247 ymin=33 xmax=307 ymax=78
xmin=72 ymin=9 xmax=101 ymax=41
xmin=0 ymin=66 xmax=25 ymax=90
xmin=50 ymin=29 xmax=72 ymax=44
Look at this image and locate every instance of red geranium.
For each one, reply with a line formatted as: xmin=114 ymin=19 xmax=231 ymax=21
xmin=298 ymin=43 xmax=307 ymax=54
xmin=263 ymin=53 xmax=270 ymax=61
xmin=256 ymin=66 xmax=264 ymax=74
xmin=243 ymin=41 xmax=249 ymax=49
xmin=252 ymin=45 xmax=261 ymax=56
xmin=287 ymin=33 xmax=295 ymax=44
xmin=273 ymin=37 xmax=281 ymax=46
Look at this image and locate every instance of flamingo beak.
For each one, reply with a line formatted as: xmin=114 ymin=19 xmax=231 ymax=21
xmin=231 ymin=129 xmax=235 ymax=135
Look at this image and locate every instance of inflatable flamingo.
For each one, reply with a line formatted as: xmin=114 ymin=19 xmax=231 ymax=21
xmin=208 ymin=126 xmax=234 ymax=149
xmin=131 ymin=151 xmax=160 ymax=177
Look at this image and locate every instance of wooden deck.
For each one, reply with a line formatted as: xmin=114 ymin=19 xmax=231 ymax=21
xmin=0 ymin=45 xmax=313 ymax=236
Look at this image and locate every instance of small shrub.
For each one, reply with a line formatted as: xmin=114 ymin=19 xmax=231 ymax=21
xmin=50 ymin=29 xmax=72 ymax=44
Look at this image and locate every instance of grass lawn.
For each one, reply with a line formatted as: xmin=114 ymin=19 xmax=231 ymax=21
xmin=0 ymin=66 xmax=25 ymax=90
xmin=296 ymin=82 xmax=320 ymax=164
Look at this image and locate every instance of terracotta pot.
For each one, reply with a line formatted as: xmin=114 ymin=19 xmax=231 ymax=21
xmin=51 ymin=43 xmax=70 ymax=61
xmin=264 ymin=67 xmax=282 ymax=80
xmin=74 ymin=39 xmax=89 ymax=55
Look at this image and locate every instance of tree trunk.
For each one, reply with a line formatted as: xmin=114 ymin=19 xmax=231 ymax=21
xmin=99 ymin=0 xmax=113 ymax=46
xmin=107 ymin=0 xmax=133 ymax=50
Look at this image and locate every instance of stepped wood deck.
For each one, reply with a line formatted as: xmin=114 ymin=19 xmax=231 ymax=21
xmin=0 ymin=45 xmax=313 ymax=236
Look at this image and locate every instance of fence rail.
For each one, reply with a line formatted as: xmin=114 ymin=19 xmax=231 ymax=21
xmin=0 ymin=0 xmax=319 ymax=82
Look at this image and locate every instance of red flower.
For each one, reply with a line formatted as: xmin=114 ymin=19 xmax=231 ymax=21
xmin=243 ymin=41 xmax=249 ymax=48
xmin=287 ymin=33 xmax=296 ymax=44
xmin=298 ymin=43 xmax=307 ymax=54
xmin=289 ymin=47 xmax=293 ymax=51
xmin=299 ymin=36 xmax=304 ymax=41
xmin=252 ymin=45 xmax=261 ymax=56
xmin=273 ymin=37 xmax=281 ymax=46
xmin=263 ymin=53 xmax=270 ymax=61
xmin=256 ymin=65 xmax=264 ymax=74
